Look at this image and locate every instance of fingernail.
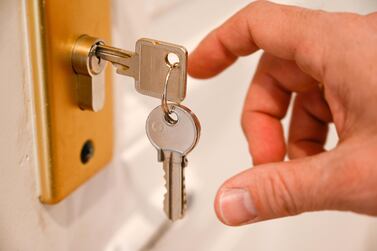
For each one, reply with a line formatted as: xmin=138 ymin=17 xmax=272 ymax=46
xmin=219 ymin=188 xmax=257 ymax=225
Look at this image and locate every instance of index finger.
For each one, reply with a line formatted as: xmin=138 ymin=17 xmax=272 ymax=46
xmin=188 ymin=1 xmax=327 ymax=80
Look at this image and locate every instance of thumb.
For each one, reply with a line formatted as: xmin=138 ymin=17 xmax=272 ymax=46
xmin=214 ymin=153 xmax=335 ymax=226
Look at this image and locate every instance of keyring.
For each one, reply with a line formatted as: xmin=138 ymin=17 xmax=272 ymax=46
xmin=161 ymin=61 xmax=180 ymax=124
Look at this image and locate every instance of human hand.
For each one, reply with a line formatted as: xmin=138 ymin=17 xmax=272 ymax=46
xmin=188 ymin=1 xmax=377 ymax=226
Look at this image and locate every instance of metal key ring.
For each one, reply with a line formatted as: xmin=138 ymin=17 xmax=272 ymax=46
xmin=161 ymin=61 xmax=180 ymax=124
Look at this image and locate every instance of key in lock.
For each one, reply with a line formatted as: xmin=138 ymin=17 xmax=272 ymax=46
xmin=71 ymin=35 xmax=188 ymax=111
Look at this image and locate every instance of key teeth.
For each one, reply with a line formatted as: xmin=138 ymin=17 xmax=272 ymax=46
xmin=163 ymin=166 xmax=172 ymax=220
xmin=182 ymin=170 xmax=187 ymax=214
xmin=182 ymin=157 xmax=188 ymax=214
xmin=163 ymin=168 xmax=168 ymax=213
xmin=162 ymin=155 xmax=188 ymax=221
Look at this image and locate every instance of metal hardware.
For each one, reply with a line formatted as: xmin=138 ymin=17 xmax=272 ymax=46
xmin=95 ymin=44 xmax=137 ymax=77
xmin=95 ymin=38 xmax=188 ymax=103
xmin=72 ymin=35 xmax=107 ymax=112
xmin=146 ymin=104 xmax=201 ymax=221
xmin=161 ymin=61 xmax=180 ymax=124
xmin=29 ymin=0 xmax=187 ymax=204
xmin=71 ymin=35 xmax=188 ymax=111
xmin=28 ymin=0 xmax=113 ymax=204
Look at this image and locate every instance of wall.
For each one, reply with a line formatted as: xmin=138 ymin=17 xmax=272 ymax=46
xmin=1 ymin=0 xmax=377 ymax=250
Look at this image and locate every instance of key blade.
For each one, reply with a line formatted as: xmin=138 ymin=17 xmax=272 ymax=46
xmin=95 ymin=44 xmax=139 ymax=78
xmin=162 ymin=151 xmax=186 ymax=221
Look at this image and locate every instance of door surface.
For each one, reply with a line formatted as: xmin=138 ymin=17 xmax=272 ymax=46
xmin=1 ymin=0 xmax=377 ymax=250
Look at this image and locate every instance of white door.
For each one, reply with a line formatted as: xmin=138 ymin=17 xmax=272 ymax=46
xmin=1 ymin=0 xmax=377 ymax=250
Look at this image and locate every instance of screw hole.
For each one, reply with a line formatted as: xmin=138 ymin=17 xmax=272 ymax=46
xmin=166 ymin=53 xmax=180 ymax=67
xmin=81 ymin=140 xmax=94 ymax=164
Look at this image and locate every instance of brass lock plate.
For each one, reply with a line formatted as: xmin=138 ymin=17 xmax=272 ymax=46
xmin=28 ymin=0 xmax=113 ymax=203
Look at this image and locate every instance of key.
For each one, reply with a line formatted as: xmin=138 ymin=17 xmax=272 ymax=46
xmin=95 ymin=39 xmax=187 ymax=103
xmin=146 ymin=104 xmax=201 ymax=221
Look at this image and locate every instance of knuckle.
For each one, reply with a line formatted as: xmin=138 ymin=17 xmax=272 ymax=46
xmin=366 ymin=12 xmax=377 ymax=24
xmin=365 ymin=12 xmax=377 ymax=32
xmin=255 ymin=167 xmax=300 ymax=217
xmin=272 ymin=167 xmax=300 ymax=215
xmin=293 ymin=11 xmax=328 ymax=77
xmin=245 ymin=0 xmax=274 ymax=23
xmin=248 ymin=0 xmax=270 ymax=10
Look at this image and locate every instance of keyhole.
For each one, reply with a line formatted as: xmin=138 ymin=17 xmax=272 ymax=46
xmin=81 ymin=140 xmax=94 ymax=164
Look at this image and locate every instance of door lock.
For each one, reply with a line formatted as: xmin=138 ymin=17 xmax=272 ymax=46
xmin=72 ymin=35 xmax=107 ymax=112
xmin=71 ymin=35 xmax=188 ymax=112
xmin=30 ymin=0 xmax=114 ymax=204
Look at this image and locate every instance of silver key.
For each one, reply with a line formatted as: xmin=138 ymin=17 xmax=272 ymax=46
xmin=95 ymin=39 xmax=187 ymax=103
xmin=146 ymin=104 xmax=200 ymax=221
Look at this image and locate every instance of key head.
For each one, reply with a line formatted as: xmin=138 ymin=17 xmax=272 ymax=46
xmin=135 ymin=39 xmax=187 ymax=103
xmin=146 ymin=104 xmax=200 ymax=156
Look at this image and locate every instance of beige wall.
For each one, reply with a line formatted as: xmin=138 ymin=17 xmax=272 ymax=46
xmin=1 ymin=0 xmax=377 ymax=250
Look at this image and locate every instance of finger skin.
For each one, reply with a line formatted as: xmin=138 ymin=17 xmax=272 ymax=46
xmin=214 ymin=154 xmax=330 ymax=226
xmin=188 ymin=0 xmax=377 ymax=227
xmin=242 ymin=54 xmax=318 ymax=164
xmin=215 ymin=142 xmax=377 ymax=226
xmin=188 ymin=1 xmax=327 ymax=80
xmin=288 ymin=91 xmax=332 ymax=159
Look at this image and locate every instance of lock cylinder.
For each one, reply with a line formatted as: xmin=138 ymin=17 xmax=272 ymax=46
xmin=72 ymin=35 xmax=107 ymax=112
